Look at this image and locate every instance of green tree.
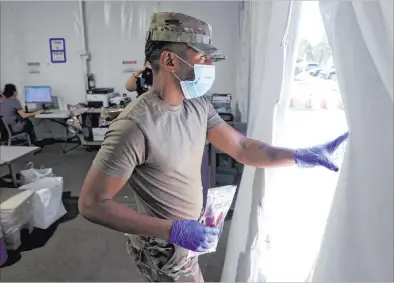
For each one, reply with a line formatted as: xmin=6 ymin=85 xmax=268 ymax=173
xmin=312 ymin=37 xmax=332 ymax=66
xmin=297 ymin=39 xmax=315 ymax=62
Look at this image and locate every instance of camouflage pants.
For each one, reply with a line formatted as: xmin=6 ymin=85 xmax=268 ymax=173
xmin=126 ymin=235 xmax=204 ymax=282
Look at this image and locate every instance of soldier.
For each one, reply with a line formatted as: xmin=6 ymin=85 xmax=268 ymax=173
xmin=79 ymin=12 xmax=348 ymax=282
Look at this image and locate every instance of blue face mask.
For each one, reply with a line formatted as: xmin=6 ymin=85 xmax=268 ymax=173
xmin=172 ymin=54 xmax=216 ymax=99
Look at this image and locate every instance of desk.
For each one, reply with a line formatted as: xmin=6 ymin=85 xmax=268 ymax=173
xmin=0 ymin=146 xmax=40 ymax=187
xmin=34 ymin=110 xmax=71 ymax=119
xmin=32 ymin=110 xmax=80 ymax=153
xmin=84 ymin=107 xmax=124 ymax=114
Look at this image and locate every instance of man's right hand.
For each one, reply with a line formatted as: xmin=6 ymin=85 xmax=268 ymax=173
xmin=134 ymin=67 xmax=146 ymax=77
xmin=294 ymin=132 xmax=349 ymax=171
xmin=169 ymin=220 xmax=220 ymax=252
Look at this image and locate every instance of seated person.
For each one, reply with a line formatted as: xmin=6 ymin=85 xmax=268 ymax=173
xmin=125 ymin=60 xmax=153 ymax=98
xmin=0 ymin=83 xmax=42 ymax=145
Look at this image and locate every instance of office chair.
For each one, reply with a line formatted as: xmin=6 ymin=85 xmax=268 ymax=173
xmin=0 ymin=116 xmax=31 ymax=146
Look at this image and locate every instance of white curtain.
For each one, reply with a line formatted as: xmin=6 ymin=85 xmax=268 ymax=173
xmin=234 ymin=0 xmax=251 ymax=122
xmin=311 ymin=1 xmax=393 ymax=281
xmin=221 ymin=1 xmax=302 ymax=281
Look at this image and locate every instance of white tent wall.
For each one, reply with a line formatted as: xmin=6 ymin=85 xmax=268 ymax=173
xmin=84 ymin=1 xmax=240 ymax=104
xmin=221 ymin=1 xmax=302 ymax=281
xmin=0 ymin=1 xmax=240 ymax=106
xmin=311 ymin=1 xmax=393 ymax=281
xmin=0 ymin=1 xmax=86 ymax=105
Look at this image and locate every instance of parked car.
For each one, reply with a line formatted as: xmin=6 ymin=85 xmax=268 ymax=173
xmin=305 ymin=62 xmax=320 ymax=71
xmin=309 ymin=68 xmax=323 ymax=76
xmin=319 ymin=66 xmax=336 ymax=79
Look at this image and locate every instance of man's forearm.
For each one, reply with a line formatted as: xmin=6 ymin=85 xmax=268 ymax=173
xmin=125 ymin=75 xmax=138 ymax=92
xmin=238 ymin=138 xmax=295 ymax=168
xmin=79 ymin=199 xmax=173 ymax=240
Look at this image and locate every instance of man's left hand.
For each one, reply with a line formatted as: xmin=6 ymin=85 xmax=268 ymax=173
xmin=294 ymin=132 xmax=349 ymax=172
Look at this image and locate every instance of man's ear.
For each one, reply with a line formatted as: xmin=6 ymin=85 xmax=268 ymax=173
xmin=159 ymin=51 xmax=179 ymax=72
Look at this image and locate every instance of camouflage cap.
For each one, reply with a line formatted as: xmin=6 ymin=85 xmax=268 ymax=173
xmin=146 ymin=12 xmax=226 ymax=62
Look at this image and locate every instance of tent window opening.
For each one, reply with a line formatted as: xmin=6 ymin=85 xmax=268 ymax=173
xmin=263 ymin=2 xmax=349 ymax=282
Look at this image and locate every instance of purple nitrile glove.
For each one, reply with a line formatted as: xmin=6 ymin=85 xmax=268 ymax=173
xmin=169 ymin=220 xmax=220 ymax=252
xmin=294 ymin=132 xmax=349 ymax=172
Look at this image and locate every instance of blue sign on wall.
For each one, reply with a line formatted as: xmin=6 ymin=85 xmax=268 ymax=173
xmin=49 ymin=38 xmax=67 ymax=63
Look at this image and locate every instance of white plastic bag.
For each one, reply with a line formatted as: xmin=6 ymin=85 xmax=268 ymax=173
xmin=18 ymin=177 xmax=66 ymax=229
xmin=188 ymin=185 xmax=237 ymax=258
xmin=0 ymin=225 xmax=8 ymax=266
xmin=20 ymin=162 xmax=53 ymax=185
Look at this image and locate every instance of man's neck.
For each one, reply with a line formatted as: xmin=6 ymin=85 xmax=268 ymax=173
xmin=153 ymin=81 xmax=184 ymax=106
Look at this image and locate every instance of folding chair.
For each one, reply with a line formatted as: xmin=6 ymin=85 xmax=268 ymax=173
xmin=0 ymin=116 xmax=31 ymax=146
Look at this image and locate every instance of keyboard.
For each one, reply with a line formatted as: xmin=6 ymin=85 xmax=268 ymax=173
xmin=41 ymin=111 xmax=53 ymax=114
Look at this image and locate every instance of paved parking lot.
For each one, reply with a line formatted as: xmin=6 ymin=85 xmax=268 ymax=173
xmin=290 ymin=75 xmax=343 ymax=110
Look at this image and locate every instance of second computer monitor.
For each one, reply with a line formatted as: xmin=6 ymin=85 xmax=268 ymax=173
xmin=25 ymin=86 xmax=52 ymax=103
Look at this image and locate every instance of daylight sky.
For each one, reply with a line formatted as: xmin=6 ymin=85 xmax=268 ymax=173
xmin=298 ymin=1 xmax=326 ymax=45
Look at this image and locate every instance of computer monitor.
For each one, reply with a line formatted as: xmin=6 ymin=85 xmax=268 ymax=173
xmin=25 ymin=86 xmax=52 ymax=103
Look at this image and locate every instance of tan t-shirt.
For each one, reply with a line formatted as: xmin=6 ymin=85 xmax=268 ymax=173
xmin=92 ymin=90 xmax=224 ymax=220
